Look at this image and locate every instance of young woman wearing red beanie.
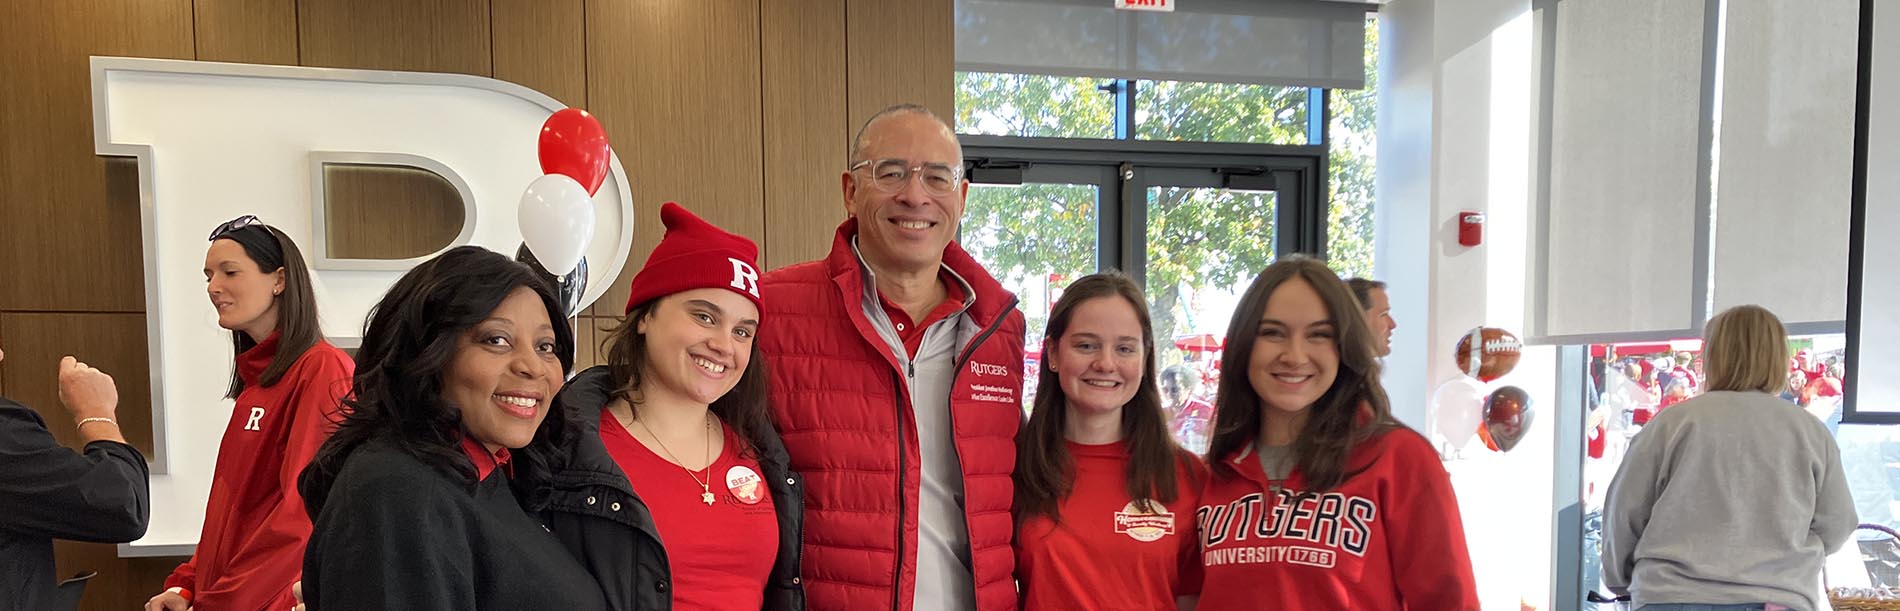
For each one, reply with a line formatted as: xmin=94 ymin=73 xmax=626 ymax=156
xmin=1013 ymin=272 xmax=1206 ymax=610
xmin=539 ymin=202 xmax=803 ymax=610
xmin=1193 ymin=256 xmax=1477 ymax=611
xmin=147 ymin=216 xmax=353 ymax=611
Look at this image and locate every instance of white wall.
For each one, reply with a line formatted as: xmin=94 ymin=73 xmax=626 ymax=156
xmin=1379 ymin=0 xmax=1556 ymax=608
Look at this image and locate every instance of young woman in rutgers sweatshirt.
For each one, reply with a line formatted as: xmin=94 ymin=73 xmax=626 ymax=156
xmin=1013 ymin=272 xmax=1207 ymax=611
xmin=1194 ymin=256 xmax=1478 ymax=611
xmin=147 ymin=216 xmax=353 ymax=611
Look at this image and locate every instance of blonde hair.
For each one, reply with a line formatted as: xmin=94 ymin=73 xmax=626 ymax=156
xmin=1701 ymin=305 xmax=1791 ymax=394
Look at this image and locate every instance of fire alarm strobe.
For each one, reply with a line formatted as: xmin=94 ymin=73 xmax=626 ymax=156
xmin=1458 ymin=211 xmax=1485 ymax=247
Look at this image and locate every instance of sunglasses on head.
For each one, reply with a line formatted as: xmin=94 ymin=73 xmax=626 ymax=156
xmin=209 ymin=215 xmax=263 ymax=241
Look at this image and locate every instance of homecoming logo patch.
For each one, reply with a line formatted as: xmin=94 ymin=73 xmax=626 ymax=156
xmin=1113 ymin=501 xmax=1176 ymax=542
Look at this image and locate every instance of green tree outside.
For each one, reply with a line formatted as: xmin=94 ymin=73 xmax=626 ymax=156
xmin=954 ymin=17 xmax=1379 ymax=371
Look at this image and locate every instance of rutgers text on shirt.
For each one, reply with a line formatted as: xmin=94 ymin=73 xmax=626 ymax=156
xmin=965 ymin=360 xmax=1018 ymax=405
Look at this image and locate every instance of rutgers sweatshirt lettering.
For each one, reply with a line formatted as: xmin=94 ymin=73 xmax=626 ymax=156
xmin=1194 ymin=428 xmax=1479 ymax=611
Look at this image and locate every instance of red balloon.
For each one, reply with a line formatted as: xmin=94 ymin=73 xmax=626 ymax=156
xmin=538 ymin=108 xmax=612 ymax=196
xmin=1482 ymin=386 xmax=1534 ymax=452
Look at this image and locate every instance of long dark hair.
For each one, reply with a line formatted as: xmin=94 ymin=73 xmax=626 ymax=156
xmin=1015 ymin=272 xmax=1195 ymax=524
xmin=1205 ymin=255 xmax=1398 ymax=492
xmin=214 ymin=224 xmax=321 ymax=399
xmin=600 ymin=297 xmax=774 ymax=461
xmin=299 ymin=246 xmax=576 ymax=515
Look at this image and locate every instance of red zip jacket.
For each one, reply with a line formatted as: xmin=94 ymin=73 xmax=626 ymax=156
xmin=164 ymin=333 xmax=352 ymax=610
xmin=761 ymin=219 xmax=1026 ymax=611
xmin=1195 ymin=428 xmax=1479 ymax=611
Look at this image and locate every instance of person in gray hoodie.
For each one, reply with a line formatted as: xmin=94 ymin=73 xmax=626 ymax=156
xmin=1603 ymin=304 xmax=1857 ymax=611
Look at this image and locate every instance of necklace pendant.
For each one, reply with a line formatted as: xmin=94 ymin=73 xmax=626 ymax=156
xmin=701 ymin=489 xmax=716 ymax=506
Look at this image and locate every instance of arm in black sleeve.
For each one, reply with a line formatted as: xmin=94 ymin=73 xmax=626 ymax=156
xmin=0 ymin=398 xmax=150 ymax=542
xmin=305 ymin=462 xmax=478 ymax=611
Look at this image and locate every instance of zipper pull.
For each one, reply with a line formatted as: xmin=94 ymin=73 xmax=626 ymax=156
xmin=907 ymin=362 xmax=916 ymax=378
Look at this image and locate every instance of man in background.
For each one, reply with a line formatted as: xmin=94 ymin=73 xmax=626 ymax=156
xmin=1346 ymin=277 xmax=1397 ymax=357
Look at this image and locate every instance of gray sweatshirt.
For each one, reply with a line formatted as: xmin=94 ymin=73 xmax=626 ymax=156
xmin=1602 ymin=390 xmax=1857 ymax=611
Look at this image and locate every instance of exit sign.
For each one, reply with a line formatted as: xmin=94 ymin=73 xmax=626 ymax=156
xmin=1115 ymin=0 xmax=1173 ymax=12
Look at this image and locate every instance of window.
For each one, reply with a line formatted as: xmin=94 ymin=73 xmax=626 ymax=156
xmin=961 ymin=180 xmax=1101 ymax=412
xmin=955 ymin=72 xmax=1117 ymax=139
xmin=1574 ymin=335 xmax=1899 ymax=597
xmin=1327 ymin=15 xmax=1380 ymax=280
xmin=1136 ymin=79 xmax=1311 ymax=144
xmin=953 ymin=15 xmax=1380 ymax=447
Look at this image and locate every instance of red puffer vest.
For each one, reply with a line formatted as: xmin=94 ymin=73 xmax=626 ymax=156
xmin=761 ymin=219 xmax=1026 ymax=611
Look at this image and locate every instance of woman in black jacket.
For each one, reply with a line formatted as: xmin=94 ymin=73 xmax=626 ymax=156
xmin=297 ymin=246 xmax=607 ymax=611
xmin=536 ymin=202 xmax=802 ymax=610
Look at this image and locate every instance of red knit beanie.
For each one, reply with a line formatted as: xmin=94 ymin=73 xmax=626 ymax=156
xmin=623 ymin=202 xmax=762 ymax=315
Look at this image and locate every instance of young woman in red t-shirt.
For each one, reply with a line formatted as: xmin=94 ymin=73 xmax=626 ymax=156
xmin=1194 ymin=256 xmax=1478 ymax=611
xmin=540 ymin=203 xmax=802 ymax=610
xmin=1013 ymin=272 xmax=1206 ymax=611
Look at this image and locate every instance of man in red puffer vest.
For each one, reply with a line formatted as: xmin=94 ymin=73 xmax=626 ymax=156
xmin=761 ymin=104 xmax=1026 ymax=611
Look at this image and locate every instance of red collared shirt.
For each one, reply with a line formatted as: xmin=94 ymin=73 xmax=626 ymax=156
xmin=877 ymin=269 xmax=969 ymax=356
xmin=458 ymin=434 xmax=513 ymax=480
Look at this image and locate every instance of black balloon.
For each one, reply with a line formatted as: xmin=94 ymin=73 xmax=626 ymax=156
xmin=515 ymin=243 xmax=588 ymax=319
xmin=1483 ymin=386 xmax=1534 ymax=452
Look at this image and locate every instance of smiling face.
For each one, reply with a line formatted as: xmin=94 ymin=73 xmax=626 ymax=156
xmin=204 ymin=238 xmax=284 ymax=341
xmin=635 ymin=288 xmax=760 ymax=407
xmin=442 ymin=287 xmax=565 ymax=452
xmin=843 ymin=111 xmax=968 ymax=276
xmin=1247 ymin=277 xmax=1340 ymax=425
xmin=1046 ymin=296 xmax=1148 ymax=419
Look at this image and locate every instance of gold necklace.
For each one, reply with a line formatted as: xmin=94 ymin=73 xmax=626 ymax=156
xmin=631 ymin=412 xmax=717 ymax=506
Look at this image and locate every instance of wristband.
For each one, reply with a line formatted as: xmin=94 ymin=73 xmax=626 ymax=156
xmin=76 ymin=417 xmax=117 ymax=429
xmin=166 ymin=586 xmax=192 ymax=602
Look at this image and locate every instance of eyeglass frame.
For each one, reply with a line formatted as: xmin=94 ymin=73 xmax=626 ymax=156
xmin=208 ymin=215 xmax=264 ymax=241
xmin=847 ymin=158 xmax=967 ymax=196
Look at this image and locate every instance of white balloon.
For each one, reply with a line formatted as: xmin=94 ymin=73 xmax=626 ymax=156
xmin=518 ymin=173 xmax=595 ymax=276
xmin=1432 ymin=377 xmax=1487 ymax=449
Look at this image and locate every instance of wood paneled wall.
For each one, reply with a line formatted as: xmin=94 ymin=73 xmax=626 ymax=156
xmin=323 ymin=165 xmax=467 ymax=260
xmin=0 ymin=1 xmax=951 ymax=609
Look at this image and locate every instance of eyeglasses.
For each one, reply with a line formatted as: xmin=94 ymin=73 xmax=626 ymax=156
xmin=849 ymin=159 xmax=964 ymax=197
xmin=208 ymin=215 xmax=263 ymax=240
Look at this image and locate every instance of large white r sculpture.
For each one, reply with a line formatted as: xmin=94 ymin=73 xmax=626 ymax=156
xmin=90 ymin=57 xmax=636 ymax=556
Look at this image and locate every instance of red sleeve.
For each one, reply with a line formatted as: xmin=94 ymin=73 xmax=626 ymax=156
xmin=1174 ymin=455 xmax=1209 ymax=597
xmin=1381 ymin=432 xmax=1480 ymax=611
xmin=162 ymin=555 xmax=198 ymax=592
xmin=204 ymin=354 xmax=352 ymax=609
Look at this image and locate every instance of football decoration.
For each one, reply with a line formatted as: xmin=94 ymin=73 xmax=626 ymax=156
xmin=1480 ymin=385 xmax=1534 ymax=452
xmin=1455 ymin=326 xmax=1522 ymax=382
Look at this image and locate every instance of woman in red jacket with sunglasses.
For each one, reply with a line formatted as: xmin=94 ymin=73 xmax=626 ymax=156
xmin=147 ymin=217 xmax=352 ymax=611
